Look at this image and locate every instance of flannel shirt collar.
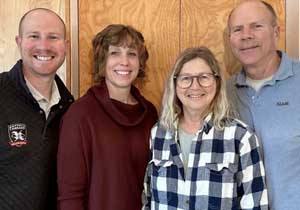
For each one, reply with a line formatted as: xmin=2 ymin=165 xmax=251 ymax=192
xmin=173 ymin=112 xmax=213 ymax=144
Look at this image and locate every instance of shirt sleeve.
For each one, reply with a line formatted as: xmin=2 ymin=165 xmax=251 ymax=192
xmin=141 ymin=133 xmax=155 ymax=210
xmin=238 ymin=131 xmax=269 ymax=210
xmin=57 ymin=111 xmax=88 ymax=210
xmin=141 ymin=162 xmax=152 ymax=210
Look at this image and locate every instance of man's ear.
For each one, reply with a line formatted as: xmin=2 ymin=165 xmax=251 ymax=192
xmin=274 ymin=25 xmax=280 ymax=40
xmin=64 ymin=39 xmax=70 ymax=55
xmin=65 ymin=39 xmax=70 ymax=48
xmin=15 ymin=35 xmax=21 ymax=47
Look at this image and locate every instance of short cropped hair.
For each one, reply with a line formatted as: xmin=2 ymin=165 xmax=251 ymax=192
xmin=261 ymin=0 xmax=278 ymax=25
xmin=18 ymin=8 xmax=66 ymax=38
xmin=228 ymin=0 xmax=278 ymax=28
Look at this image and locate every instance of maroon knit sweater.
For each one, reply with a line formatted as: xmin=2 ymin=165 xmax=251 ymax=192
xmin=57 ymin=81 xmax=157 ymax=210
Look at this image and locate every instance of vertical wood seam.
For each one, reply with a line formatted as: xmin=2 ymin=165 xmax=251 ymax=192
xmin=179 ymin=0 xmax=182 ymax=52
xmin=70 ymin=0 xmax=79 ymax=98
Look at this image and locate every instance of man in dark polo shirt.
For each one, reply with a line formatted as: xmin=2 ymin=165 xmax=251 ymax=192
xmin=0 ymin=8 xmax=73 ymax=210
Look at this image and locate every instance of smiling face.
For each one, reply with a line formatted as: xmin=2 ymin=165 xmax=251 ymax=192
xmin=228 ymin=0 xmax=279 ymax=68
xmin=105 ymin=45 xmax=140 ymax=91
xmin=176 ymin=58 xmax=217 ymax=116
xmin=16 ymin=9 xmax=68 ymax=79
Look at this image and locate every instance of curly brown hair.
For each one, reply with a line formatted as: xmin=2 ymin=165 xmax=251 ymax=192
xmin=92 ymin=24 xmax=149 ymax=83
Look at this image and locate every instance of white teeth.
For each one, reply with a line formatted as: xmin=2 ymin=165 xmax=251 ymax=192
xmin=36 ymin=56 xmax=52 ymax=61
xmin=115 ymin=70 xmax=130 ymax=75
xmin=189 ymin=94 xmax=204 ymax=98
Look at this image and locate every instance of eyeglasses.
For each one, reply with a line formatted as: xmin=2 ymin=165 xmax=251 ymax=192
xmin=174 ymin=73 xmax=218 ymax=89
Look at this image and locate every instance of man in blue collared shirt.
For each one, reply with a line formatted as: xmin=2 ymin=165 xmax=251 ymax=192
xmin=227 ymin=1 xmax=300 ymax=210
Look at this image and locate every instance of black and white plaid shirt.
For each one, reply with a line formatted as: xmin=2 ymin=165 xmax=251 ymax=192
xmin=142 ymin=114 xmax=268 ymax=210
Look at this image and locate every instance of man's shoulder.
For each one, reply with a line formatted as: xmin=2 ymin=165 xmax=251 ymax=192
xmin=54 ymin=75 xmax=73 ymax=100
xmin=226 ymin=75 xmax=235 ymax=86
xmin=227 ymin=71 xmax=240 ymax=82
xmin=226 ymin=73 xmax=240 ymax=93
xmin=0 ymin=61 xmax=23 ymax=88
xmin=290 ymin=57 xmax=300 ymax=72
xmin=0 ymin=71 xmax=9 ymax=78
xmin=280 ymin=51 xmax=300 ymax=73
xmin=0 ymin=71 xmax=12 ymax=88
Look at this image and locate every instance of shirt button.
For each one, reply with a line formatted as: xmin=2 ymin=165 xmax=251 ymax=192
xmin=186 ymin=200 xmax=189 ymax=204
xmin=59 ymin=105 xmax=63 ymax=109
xmin=39 ymin=110 xmax=44 ymax=114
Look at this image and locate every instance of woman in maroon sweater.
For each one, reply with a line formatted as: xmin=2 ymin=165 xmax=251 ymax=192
xmin=57 ymin=24 xmax=158 ymax=210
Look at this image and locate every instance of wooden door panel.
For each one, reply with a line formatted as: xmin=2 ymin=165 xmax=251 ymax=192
xmin=181 ymin=0 xmax=238 ymax=77
xmin=78 ymin=0 xmax=286 ymax=109
xmin=79 ymin=0 xmax=180 ymax=108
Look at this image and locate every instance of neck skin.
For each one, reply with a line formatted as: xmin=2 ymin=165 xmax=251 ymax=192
xmin=244 ymin=52 xmax=281 ymax=80
xmin=105 ymin=80 xmax=137 ymax=105
xmin=23 ymin=69 xmax=55 ymax=101
xmin=180 ymin=108 xmax=208 ymax=134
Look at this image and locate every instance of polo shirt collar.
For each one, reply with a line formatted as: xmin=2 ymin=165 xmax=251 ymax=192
xmin=25 ymin=77 xmax=61 ymax=117
xmin=234 ymin=51 xmax=294 ymax=87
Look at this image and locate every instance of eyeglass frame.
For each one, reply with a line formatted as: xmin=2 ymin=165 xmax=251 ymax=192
xmin=174 ymin=72 xmax=219 ymax=89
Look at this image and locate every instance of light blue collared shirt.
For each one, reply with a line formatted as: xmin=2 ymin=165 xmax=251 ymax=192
xmin=227 ymin=51 xmax=300 ymax=210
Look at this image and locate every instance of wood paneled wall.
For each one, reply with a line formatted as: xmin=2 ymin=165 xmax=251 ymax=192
xmin=0 ymin=0 xmax=67 ymax=81
xmin=78 ymin=0 xmax=286 ymax=110
xmin=181 ymin=0 xmax=286 ymax=76
xmin=1 ymin=0 xmax=284 ymax=108
xmin=79 ymin=0 xmax=180 ymax=107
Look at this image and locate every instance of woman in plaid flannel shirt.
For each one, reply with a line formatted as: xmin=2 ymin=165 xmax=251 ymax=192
xmin=142 ymin=47 xmax=268 ymax=210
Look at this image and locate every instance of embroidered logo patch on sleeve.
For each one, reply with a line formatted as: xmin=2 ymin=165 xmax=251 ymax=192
xmin=8 ymin=123 xmax=28 ymax=147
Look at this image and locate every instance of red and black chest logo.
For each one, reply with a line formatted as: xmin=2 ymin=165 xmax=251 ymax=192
xmin=8 ymin=123 xmax=28 ymax=147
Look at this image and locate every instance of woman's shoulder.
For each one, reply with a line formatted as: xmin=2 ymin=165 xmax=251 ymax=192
xmin=63 ymin=86 xmax=104 ymax=119
xmin=150 ymin=122 xmax=175 ymax=142
xmin=221 ymin=117 xmax=260 ymax=148
xmin=219 ymin=117 xmax=257 ymax=142
xmin=223 ymin=117 xmax=254 ymax=132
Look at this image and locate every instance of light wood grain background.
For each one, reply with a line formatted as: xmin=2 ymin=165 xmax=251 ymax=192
xmin=0 ymin=0 xmax=286 ymax=109
xmin=0 ymin=0 xmax=66 ymax=81
xmin=79 ymin=0 xmax=181 ymax=107
xmin=78 ymin=0 xmax=286 ymax=109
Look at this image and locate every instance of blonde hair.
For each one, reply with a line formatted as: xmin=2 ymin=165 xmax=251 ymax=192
xmin=160 ymin=47 xmax=231 ymax=131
